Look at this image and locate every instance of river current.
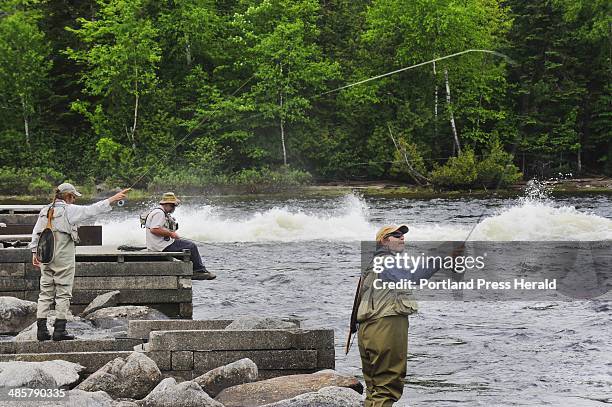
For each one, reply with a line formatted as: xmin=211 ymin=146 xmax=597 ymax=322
xmin=99 ymin=192 xmax=612 ymax=406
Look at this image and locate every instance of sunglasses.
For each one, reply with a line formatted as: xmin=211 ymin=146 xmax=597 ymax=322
xmin=385 ymin=231 xmax=404 ymax=239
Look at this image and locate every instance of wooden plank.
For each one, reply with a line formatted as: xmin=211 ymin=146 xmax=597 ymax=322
xmin=73 ymin=276 xmax=179 ymax=290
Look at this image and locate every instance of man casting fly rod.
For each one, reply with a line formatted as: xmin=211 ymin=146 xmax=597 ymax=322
xmin=30 ymin=183 xmax=129 ymax=341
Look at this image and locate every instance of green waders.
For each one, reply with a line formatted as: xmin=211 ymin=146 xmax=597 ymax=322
xmin=36 ymin=232 xmax=75 ymax=320
xmin=358 ymin=315 xmax=408 ymax=407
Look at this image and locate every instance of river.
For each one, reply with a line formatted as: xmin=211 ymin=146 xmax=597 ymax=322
xmin=99 ymin=190 xmax=612 ymax=406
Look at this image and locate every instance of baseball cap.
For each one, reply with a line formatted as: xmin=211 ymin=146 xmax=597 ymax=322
xmin=56 ymin=182 xmax=82 ymax=197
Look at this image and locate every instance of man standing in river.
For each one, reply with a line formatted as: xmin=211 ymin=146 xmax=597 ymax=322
xmin=355 ymin=225 xmax=463 ymax=406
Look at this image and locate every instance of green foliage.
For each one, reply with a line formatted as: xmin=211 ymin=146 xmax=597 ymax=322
xmin=0 ymin=0 xmax=608 ymax=191
xmin=0 ymin=167 xmax=64 ymax=195
xmin=430 ymin=149 xmax=478 ymax=189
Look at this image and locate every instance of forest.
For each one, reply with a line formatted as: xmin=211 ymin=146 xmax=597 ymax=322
xmin=0 ymin=0 xmax=610 ymax=193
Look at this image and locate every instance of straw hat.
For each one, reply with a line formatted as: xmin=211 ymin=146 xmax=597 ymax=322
xmin=159 ymin=192 xmax=180 ymax=205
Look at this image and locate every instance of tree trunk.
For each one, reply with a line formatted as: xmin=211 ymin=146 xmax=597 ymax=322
xmin=21 ymin=96 xmax=30 ymax=145
xmin=444 ymin=68 xmax=461 ymax=155
xmin=433 ymin=61 xmax=438 ymax=141
xmin=279 ymin=63 xmax=287 ymax=165
xmin=130 ymin=68 xmax=139 ymax=151
xmin=387 ymin=124 xmax=429 ymax=185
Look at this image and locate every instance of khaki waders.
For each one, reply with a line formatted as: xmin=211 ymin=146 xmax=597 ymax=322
xmin=358 ymin=315 xmax=409 ymax=407
xmin=36 ymin=232 xmax=75 ymax=319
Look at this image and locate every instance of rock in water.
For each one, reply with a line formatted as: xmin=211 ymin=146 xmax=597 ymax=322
xmin=65 ymin=389 xmax=114 ymax=407
xmin=0 ymin=360 xmax=84 ymax=389
xmin=85 ymin=306 xmax=169 ymax=329
xmin=76 ymin=352 xmax=162 ymax=399
xmin=0 ymin=296 xmax=37 ymax=334
xmin=224 ymin=317 xmax=299 ymax=330
xmin=215 ymin=370 xmax=364 ymax=407
xmin=81 ymin=291 xmax=121 ymax=317
xmin=261 ymin=386 xmax=363 ymax=407
xmin=136 ymin=377 xmax=224 ymax=407
xmin=194 ymin=358 xmax=258 ymax=397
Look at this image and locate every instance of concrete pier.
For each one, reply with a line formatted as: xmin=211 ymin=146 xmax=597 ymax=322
xmin=0 ymin=320 xmax=335 ymax=380
xmin=0 ymin=247 xmax=193 ymax=318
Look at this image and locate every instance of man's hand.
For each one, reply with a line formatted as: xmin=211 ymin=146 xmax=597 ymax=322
xmin=32 ymin=253 xmax=41 ymax=268
xmin=109 ymin=188 xmax=131 ymax=204
xmin=170 ymin=232 xmax=179 ymax=239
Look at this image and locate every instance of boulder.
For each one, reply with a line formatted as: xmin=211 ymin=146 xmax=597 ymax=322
xmin=15 ymin=313 xmax=114 ymax=342
xmin=136 ymin=377 xmax=224 ymax=407
xmin=82 ymin=291 xmax=121 ymax=317
xmin=194 ymin=358 xmax=258 ymax=397
xmin=85 ymin=306 xmax=169 ymax=330
xmin=66 ymin=390 xmax=114 ymax=407
xmin=215 ymin=370 xmax=364 ymax=407
xmin=0 ymin=296 xmax=37 ymax=334
xmin=261 ymin=386 xmax=363 ymax=407
xmin=224 ymin=317 xmax=299 ymax=330
xmin=76 ymin=352 xmax=162 ymax=399
xmin=113 ymin=402 xmax=139 ymax=407
xmin=0 ymin=360 xmax=84 ymax=389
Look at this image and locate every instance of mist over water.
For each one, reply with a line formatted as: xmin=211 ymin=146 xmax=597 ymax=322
xmin=96 ymin=191 xmax=611 ymax=406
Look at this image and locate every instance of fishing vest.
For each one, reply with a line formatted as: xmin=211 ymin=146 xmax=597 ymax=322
xmin=140 ymin=207 xmax=179 ymax=231
xmin=38 ymin=202 xmax=80 ymax=243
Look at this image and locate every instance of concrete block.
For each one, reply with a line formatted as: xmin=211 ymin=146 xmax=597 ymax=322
xmin=0 ymin=351 xmax=133 ymax=373
xmin=74 ymin=262 xmax=192 ymax=277
xmin=178 ymin=277 xmax=192 ymax=289
xmin=0 ymin=339 xmax=143 ymax=354
xmin=0 ymin=291 xmax=25 ymax=299
xmin=0 ymin=277 xmax=38 ymax=291
xmin=179 ymin=303 xmax=193 ymax=319
xmin=149 ymin=329 xmax=334 ymax=352
xmin=172 ymin=351 xmax=194 ymax=371
xmin=74 ymin=276 xmax=178 ymax=290
xmin=127 ymin=320 xmax=233 ymax=340
xmin=0 ymin=263 xmax=25 ymax=278
xmin=316 ymin=348 xmax=335 ymax=369
xmin=193 ymin=350 xmax=318 ymax=373
xmin=0 ymin=248 xmax=31 ymax=262
xmin=142 ymin=351 xmax=172 ymax=371
xmin=69 ymin=289 xmax=192 ymax=305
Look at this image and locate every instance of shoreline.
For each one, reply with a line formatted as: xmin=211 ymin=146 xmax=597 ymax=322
xmin=0 ymin=177 xmax=610 ymax=203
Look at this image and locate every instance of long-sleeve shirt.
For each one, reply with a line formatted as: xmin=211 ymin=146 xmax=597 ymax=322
xmin=29 ymin=199 xmax=112 ymax=252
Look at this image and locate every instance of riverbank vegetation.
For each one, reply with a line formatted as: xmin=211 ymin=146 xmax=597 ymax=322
xmin=0 ymin=0 xmax=609 ymax=194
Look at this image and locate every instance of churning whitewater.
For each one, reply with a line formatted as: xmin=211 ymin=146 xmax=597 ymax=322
xmin=99 ymin=193 xmax=611 ymax=244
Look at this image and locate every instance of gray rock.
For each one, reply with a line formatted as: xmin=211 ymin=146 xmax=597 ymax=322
xmin=85 ymin=306 xmax=169 ymax=330
xmin=113 ymin=401 xmax=139 ymax=407
xmin=215 ymin=370 xmax=364 ymax=407
xmin=0 ymin=360 xmax=84 ymax=389
xmin=82 ymin=291 xmax=121 ymax=317
xmin=261 ymin=386 xmax=363 ymax=407
xmin=224 ymin=317 xmax=299 ymax=330
xmin=0 ymin=296 xmax=37 ymax=334
xmin=15 ymin=313 xmax=114 ymax=342
xmin=136 ymin=377 xmax=224 ymax=407
xmin=76 ymin=352 xmax=162 ymax=399
xmin=194 ymin=358 xmax=258 ymax=397
xmin=66 ymin=390 xmax=114 ymax=407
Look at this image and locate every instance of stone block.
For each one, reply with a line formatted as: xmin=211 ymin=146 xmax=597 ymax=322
xmin=127 ymin=320 xmax=232 ymax=339
xmin=0 ymin=351 xmax=133 ymax=373
xmin=0 ymin=248 xmax=31 ymax=262
xmin=0 ymin=263 xmax=25 ymax=278
xmin=142 ymin=351 xmax=172 ymax=371
xmin=193 ymin=350 xmax=318 ymax=373
xmin=171 ymin=351 xmax=194 ymax=371
xmin=178 ymin=277 xmax=192 ymax=289
xmin=74 ymin=276 xmax=178 ymax=290
xmin=316 ymin=348 xmax=335 ymax=369
xmin=148 ymin=329 xmax=334 ymax=352
xmin=179 ymin=302 xmax=193 ymax=319
xmin=74 ymin=262 xmax=192 ymax=277
xmin=0 ymin=338 xmax=143 ymax=354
